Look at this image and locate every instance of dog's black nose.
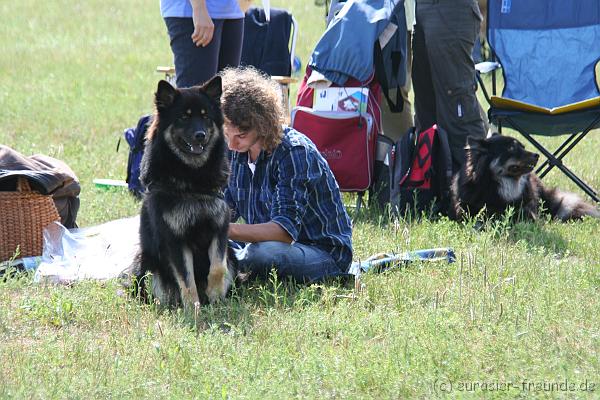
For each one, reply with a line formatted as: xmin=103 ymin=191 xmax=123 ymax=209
xmin=194 ymin=131 xmax=206 ymax=141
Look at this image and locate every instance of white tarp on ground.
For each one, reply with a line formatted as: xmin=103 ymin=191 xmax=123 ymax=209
xmin=32 ymin=215 xmax=455 ymax=283
xmin=34 ymin=216 xmax=139 ymax=284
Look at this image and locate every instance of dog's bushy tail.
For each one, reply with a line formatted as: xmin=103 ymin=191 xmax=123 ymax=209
xmin=540 ymin=185 xmax=600 ymax=221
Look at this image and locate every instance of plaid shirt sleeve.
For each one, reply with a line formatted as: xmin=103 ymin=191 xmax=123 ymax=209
xmin=223 ymin=186 xmax=240 ymax=223
xmin=270 ymin=144 xmax=323 ymax=241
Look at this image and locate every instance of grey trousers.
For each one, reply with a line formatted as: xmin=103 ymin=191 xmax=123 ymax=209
xmin=412 ymin=0 xmax=487 ymax=170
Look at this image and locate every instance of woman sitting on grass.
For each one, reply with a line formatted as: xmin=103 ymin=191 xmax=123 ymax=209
xmin=220 ymin=66 xmax=353 ymax=283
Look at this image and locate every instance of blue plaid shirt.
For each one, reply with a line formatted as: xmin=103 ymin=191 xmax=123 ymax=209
xmin=224 ymin=126 xmax=353 ymax=270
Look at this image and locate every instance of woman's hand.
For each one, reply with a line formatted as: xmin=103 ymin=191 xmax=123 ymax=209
xmin=191 ymin=1 xmax=214 ymax=47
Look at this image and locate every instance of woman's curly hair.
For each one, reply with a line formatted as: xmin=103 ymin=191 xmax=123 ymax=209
xmin=220 ymin=66 xmax=284 ymax=153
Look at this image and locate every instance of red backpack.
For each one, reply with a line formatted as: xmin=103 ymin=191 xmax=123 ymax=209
xmin=291 ymin=67 xmax=382 ymax=192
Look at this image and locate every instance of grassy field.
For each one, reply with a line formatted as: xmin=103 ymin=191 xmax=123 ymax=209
xmin=1 ymin=1 xmax=599 ymax=398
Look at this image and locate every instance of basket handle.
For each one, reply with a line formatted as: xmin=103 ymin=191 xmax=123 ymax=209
xmin=17 ymin=177 xmax=33 ymax=192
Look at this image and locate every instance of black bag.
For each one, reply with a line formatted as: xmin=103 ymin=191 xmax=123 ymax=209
xmin=369 ymin=134 xmax=396 ymax=210
xmin=373 ymin=1 xmax=408 ymax=113
xmin=388 ymin=125 xmax=453 ymax=216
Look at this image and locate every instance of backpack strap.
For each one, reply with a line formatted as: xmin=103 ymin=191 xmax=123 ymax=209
xmin=432 ymin=124 xmax=454 ymax=202
xmin=373 ymin=4 xmax=407 ymax=113
xmin=374 ymin=42 xmax=404 ymax=113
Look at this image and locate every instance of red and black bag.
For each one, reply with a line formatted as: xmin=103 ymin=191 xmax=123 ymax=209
xmin=390 ymin=124 xmax=453 ymax=215
xmin=291 ymin=67 xmax=382 ymax=192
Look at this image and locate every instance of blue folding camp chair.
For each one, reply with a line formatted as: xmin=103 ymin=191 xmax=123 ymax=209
xmin=476 ymin=0 xmax=600 ymax=202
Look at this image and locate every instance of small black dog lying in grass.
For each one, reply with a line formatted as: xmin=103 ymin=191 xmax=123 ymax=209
xmin=449 ymin=135 xmax=600 ymax=222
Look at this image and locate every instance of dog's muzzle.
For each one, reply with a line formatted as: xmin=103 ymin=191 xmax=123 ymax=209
xmin=179 ymin=130 xmax=207 ymax=154
xmin=508 ymin=152 xmax=539 ymax=175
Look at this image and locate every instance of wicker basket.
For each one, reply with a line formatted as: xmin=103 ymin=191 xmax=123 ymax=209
xmin=0 ymin=177 xmax=60 ymax=261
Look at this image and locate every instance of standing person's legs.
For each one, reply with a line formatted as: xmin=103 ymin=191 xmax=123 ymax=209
xmin=417 ymin=0 xmax=486 ymax=170
xmin=217 ymin=18 xmax=244 ymax=72
xmin=232 ymin=241 xmax=345 ymax=283
xmin=164 ymin=18 xmax=224 ymax=87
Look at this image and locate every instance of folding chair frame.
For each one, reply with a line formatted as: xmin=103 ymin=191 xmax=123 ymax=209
xmin=494 ymin=113 xmax=600 ymax=202
xmin=476 ymin=38 xmax=600 ymax=204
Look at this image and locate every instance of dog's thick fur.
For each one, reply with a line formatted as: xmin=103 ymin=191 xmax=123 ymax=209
xmin=449 ymin=135 xmax=600 ymax=222
xmin=133 ymin=77 xmax=236 ymax=310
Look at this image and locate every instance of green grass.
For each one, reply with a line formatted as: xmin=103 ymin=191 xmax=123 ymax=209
xmin=1 ymin=1 xmax=599 ymax=398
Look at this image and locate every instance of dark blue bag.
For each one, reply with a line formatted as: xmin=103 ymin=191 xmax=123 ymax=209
xmin=122 ymin=114 xmax=152 ymax=198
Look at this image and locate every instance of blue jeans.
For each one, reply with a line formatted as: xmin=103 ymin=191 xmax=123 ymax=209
xmin=230 ymin=241 xmax=347 ymax=283
xmin=164 ymin=17 xmax=244 ymax=88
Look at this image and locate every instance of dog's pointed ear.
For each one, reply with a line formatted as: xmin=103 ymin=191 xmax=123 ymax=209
xmin=202 ymin=75 xmax=222 ymax=100
xmin=464 ymin=152 xmax=488 ymax=183
xmin=464 ymin=137 xmax=488 ymax=183
xmin=465 ymin=136 xmax=487 ymax=153
xmin=155 ymin=80 xmax=177 ymax=110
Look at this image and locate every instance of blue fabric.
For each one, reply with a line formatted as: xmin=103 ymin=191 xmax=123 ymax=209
xmin=493 ymin=26 xmax=600 ymax=108
xmin=488 ymin=0 xmax=600 ymax=30
xmin=160 ymin=0 xmax=243 ymax=19
xmin=224 ymin=126 xmax=353 ymax=271
xmin=309 ymin=0 xmax=406 ymax=85
xmin=487 ymin=0 xmax=600 ymax=109
xmin=490 ymin=107 xmax=600 ymax=137
xmin=230 ymin=240 xmax=348 ymax=282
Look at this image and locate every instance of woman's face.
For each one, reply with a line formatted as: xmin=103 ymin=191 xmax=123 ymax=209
xmin=223 ymin=120 xmax=262 ymax=156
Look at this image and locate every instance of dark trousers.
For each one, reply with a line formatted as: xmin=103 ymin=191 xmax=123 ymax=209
xmin=412 ymin=0 xmax=486 ymax=170
xmin=164 ymin=17 xmax=244 ymax=88
xmin=230 ymin=240 xmax=346 ymax=283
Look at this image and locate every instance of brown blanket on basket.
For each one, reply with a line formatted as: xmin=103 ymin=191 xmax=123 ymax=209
xmin=0 ymin=145 xmax=80 ymax=228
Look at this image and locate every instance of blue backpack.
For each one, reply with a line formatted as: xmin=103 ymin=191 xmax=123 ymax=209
xmin=122 ymin=114 xmax=152 ymax=198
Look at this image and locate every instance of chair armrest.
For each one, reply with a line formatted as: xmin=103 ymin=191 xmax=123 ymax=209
xmin=156 ymin=66 xmax=176 ymax=75
xmin=271 ymin=76 xmax=298 ymax=85
xmin=475 ymin=61 xmax=501 ymax=107
xmin=156 ymin=66 xmax=177 ymax=86
xmin=475 ymin=61 xmax=501 ymax=74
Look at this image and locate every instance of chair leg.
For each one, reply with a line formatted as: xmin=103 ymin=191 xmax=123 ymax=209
xmin=506 ymin=118 xmax=600 ymax=203
xmin=535 ymin=133 xmax=579 ymax=178
xmin=536 ymin=114 xmax=600 ymax=178
xmin=356 ymin=192 xmax=364 ymax=213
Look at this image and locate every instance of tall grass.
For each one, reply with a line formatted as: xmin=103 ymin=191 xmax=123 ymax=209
xmin=1 ymin=1 xmax=599 ymax=398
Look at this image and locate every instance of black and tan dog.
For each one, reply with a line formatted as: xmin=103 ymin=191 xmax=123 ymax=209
xmin=449 ymin=135 xmax=600 ymax=222
xmin=133 ymin=77 xmax=237 ymax=311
